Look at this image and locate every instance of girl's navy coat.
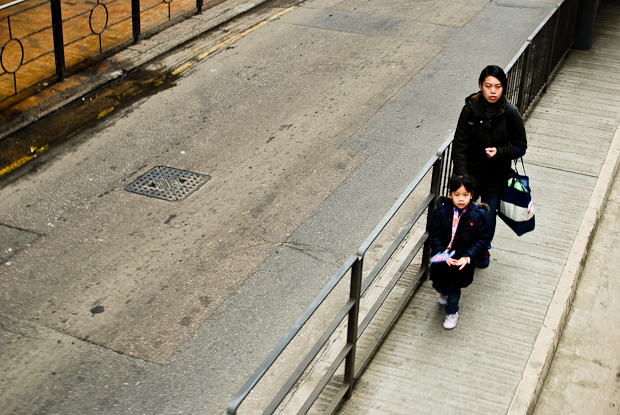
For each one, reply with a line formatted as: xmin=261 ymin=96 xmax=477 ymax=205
xmin=428 ymin=197 xmax=491 ymax=288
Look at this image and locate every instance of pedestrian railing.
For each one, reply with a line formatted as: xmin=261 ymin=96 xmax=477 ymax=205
xmin=226 ymin=0 xmax=583 ymax=414
xmin=506 ymin=0 xmax=581 ymax=118
xmin=0 ymin=0 xmax=209 ymax=104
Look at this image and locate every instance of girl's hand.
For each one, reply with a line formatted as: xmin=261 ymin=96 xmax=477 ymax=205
xmin=485 ymin=147 xmax=497 ymax=158
xmin=446 ymin=256 xmax=471 ymax=270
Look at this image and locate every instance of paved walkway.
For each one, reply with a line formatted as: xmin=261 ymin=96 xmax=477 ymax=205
xmin=533 ymin=131 xmax=620 ymax=415
xmin=332 ymin=2 xmax=620 ymax=414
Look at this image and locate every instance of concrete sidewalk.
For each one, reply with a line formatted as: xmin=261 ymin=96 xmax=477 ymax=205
xmin=332 ymin=2 xmax=620 ymax=414
xmin=533 ymin=128 xmax=620 ymax=414
xmin=529 ymin=7 xmax=620 ymax=412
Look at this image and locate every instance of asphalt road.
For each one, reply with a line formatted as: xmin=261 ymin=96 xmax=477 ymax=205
xmin=0 ymin=0 xmax=558 ymax=413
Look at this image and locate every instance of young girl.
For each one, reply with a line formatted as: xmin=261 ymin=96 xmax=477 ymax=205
xmin=428 ymin=174 xmax=491 ymax=329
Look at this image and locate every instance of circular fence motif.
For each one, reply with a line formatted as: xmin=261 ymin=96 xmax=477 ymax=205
xmin=89 ymin=3 xmax=109 ymax=35
xmin=1 ymin=38 xmax=25 ymax=74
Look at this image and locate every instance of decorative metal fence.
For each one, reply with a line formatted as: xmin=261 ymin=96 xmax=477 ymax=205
xmin=0 ymin=0 xmax=207 ymax=103
xmin=226 ymin=0 xmax=583 ymax=414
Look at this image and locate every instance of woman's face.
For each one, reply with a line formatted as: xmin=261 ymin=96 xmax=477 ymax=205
xmin=479 ymin=75 xmax=503 ymax=104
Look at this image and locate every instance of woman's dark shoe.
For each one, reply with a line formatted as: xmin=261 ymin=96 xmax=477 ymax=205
xmin=475 ymin=250 xmax=490 ymax=268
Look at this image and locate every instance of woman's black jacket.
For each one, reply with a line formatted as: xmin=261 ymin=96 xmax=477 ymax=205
xmin=428 ymin=197 xmax=491 ymax=288
xmin=452 ymin=92 xmax=528 ymax=196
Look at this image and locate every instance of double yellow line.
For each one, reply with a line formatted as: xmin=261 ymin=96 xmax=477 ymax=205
xmin=172 ymin=6 xmax=296 ymax=75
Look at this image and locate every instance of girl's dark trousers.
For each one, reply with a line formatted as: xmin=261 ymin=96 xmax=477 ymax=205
xmin=430 ymin=262 xmax=475 ymax=315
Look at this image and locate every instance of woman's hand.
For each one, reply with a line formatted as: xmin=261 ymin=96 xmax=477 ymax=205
xmin=446 ymin=256 xmax=471 ymax=270
xmin=485 ymin=147 xmax=497 ymax=158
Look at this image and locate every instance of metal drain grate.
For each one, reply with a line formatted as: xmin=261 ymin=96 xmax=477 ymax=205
xmin=125 ymin=166 xmax=210 ymax=202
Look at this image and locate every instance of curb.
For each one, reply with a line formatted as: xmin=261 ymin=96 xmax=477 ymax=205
xmin=0 ymin=0 xmax=270 ymax=141
xmin=506 ymin=121 xmax=620 ymax=415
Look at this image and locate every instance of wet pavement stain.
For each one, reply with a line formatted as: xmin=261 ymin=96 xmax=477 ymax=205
xmin=0 ymin=68 xmax=178 ymax=180
xmin=90 ymin=305 xmax=105 ymax=315
xmin=164 ymin=214 xmax=177 ymax=224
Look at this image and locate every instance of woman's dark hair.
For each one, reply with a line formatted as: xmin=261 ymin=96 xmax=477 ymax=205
xmin=478 ymin=65 xmax=507 ymax=91
xmin=449 ymin=174 xmax=474 ymax=194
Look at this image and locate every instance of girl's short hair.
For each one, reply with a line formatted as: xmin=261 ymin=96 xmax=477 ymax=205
xmin=478 ymin=65 xmax=507 ymax=91
xmin=449 ymin=174 xmax=474 ymax=193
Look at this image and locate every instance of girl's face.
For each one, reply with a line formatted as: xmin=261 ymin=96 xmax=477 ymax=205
xmin=450 ymin=185 xmax=472 ymax=210
xmin=479 ymin=75 xmax=503 ymax=104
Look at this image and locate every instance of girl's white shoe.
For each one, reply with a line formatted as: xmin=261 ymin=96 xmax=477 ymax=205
xmin=443 ymin=312 xmax=459 ymax=329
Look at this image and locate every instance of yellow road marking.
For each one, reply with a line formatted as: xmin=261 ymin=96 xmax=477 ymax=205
xmin=98 ymin=107 xmax=114 ymax=118
xmin=190 ymin=46 xmax=206 ymax=55
xmin=172 ymin=62 xmax=193 ymax=75
xmin=0 ymin=145 xmax=48 ymax=177
xmin=199 ymin=20 xmax=268 ymax=60
xmin=269 ymin=6 xmax=295 ymax=20
xmin=195 ymin=8 xmax=295 ymax=62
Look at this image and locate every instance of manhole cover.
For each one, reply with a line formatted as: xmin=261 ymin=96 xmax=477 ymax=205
xmin=125 ymin=166 xmax=210 ymax=202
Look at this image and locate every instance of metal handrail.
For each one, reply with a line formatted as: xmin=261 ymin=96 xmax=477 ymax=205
xmin=227 ymin=142 xmax=451 ymax=415
xmin=504 ymin=0 xmax=581 ymax=117
xmin=360 ymin=193 xmax=434 ymax=296
xmin=357 ymin=196 xmax=432 ymax=334
xmin=356 ymin=153 xmax=441 ymax=258
xmin=228 ymin=0 xmax=583 ymax=413
xmin=226 ymin=255 xmax=359 ymax=414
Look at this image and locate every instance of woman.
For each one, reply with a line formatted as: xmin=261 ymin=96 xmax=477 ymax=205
xmin=452 ymin=65 xmax=527 ymax=268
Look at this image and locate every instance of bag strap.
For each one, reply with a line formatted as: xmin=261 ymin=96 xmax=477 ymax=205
xmin=505 ymin=103 xmax=527 ymax=163
xmin=513 ymin=156 xmax=527 ymax=176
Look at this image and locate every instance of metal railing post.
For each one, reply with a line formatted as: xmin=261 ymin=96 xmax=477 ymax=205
xmin=545 ymin=13 xmax=560 ymax=84
xmin=197 ymin=0 xmax=203 ymax=14
xmin=132 ymin=0 xmax=141 ymax=44
xmin=574 ymin=0 xmax=598 ymax=50
xmin=422 ymin=156 xmax=444 ymax=278
xmin=517 ymin=45 xmax=531 ymax=113
xmin=344 ymin=256 xmax=362 ymax=398
xmin=50 ymin=0 xmax=65 ymax=81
